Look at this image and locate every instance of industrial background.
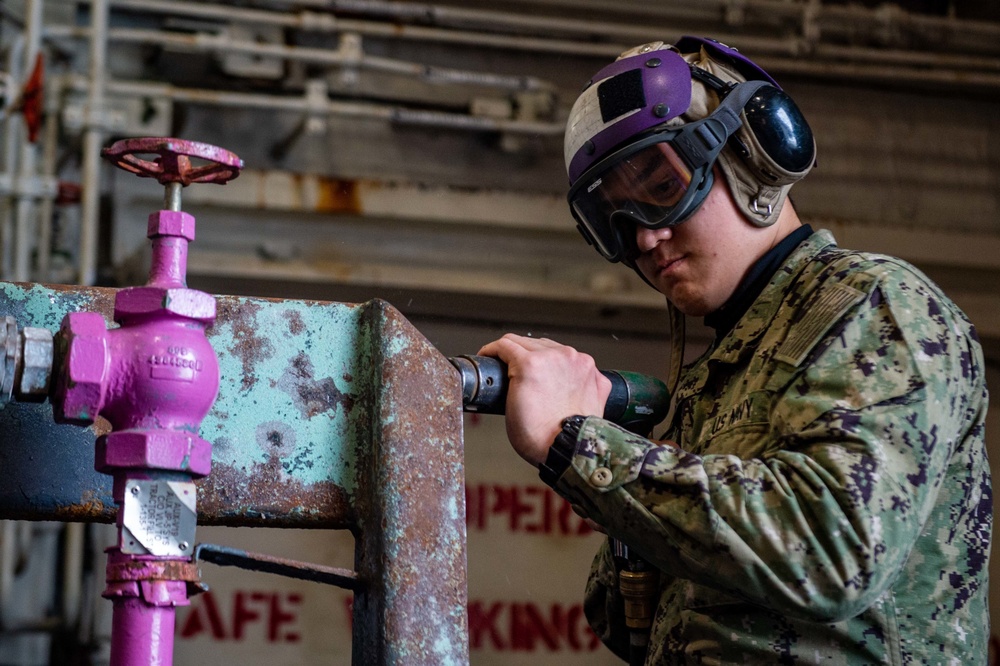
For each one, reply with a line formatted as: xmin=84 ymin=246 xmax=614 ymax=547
xmin=1 ymin=0 xmax=999 ymax=663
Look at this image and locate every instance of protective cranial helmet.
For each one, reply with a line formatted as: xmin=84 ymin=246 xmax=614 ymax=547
xmin=564 ymin=36 xmax=816 ymax=266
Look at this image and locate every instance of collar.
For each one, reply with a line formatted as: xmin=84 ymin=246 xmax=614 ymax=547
xmin=704 ymin=224 xmax=814 ymax=340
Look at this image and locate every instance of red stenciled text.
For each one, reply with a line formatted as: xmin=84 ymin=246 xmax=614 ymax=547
xmin=344 ymin=597 xmax=600 ymax=652
xmin=466 ymin=483 xmax=593 ymax=535
xmin=178 ymin=590 xmax=301 ymax=643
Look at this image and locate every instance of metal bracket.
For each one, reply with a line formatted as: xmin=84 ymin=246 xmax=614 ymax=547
xmin=193 ymin=543 xmax=362 ymax=590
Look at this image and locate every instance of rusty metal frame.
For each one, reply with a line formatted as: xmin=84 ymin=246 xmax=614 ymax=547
xmin=0 ymin=281 xmax=469 ymax=664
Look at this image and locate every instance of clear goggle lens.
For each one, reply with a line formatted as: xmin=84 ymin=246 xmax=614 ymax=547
xmin=570 ymin=140 xmax=699 ymax=262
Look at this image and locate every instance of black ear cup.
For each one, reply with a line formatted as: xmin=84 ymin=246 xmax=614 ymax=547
xmin=742 ymin=86 xmax=815 ymax=175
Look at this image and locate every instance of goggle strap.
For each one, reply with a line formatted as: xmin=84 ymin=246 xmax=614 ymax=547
xmin=710 ymin=80 xmax=771 ymax=140
xmin=718 ymin=79 xmax=772 ymax=114
xmin=670 ymin=79 xmax=770 ymax=169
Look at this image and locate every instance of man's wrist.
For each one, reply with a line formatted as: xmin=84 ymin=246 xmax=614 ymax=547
xmin=539 ymin=415 xmax=587 ymax=487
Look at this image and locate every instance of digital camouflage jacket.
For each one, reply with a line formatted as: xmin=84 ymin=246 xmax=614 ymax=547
xmin=552 ymin=230 xmax=991 ymax=664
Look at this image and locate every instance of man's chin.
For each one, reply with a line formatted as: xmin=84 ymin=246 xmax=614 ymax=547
xmin=665 ymin=289 xmax=713 ymax=317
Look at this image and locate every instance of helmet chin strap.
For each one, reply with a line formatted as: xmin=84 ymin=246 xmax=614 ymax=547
xmin=623 ymin=241 xmax=684 ymax=426
xmin=665 ymin=300 xmax=685 ymax=429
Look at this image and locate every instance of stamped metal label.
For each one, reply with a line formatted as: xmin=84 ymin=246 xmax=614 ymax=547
xmin=122 ymin=480 xmax=197 ymax=556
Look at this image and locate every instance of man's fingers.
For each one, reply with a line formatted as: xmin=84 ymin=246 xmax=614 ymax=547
xmin=477 ymin=333 xmax=561 ymax=359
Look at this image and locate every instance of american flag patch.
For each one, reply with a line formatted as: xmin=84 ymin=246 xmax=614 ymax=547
xmin=774 ymin=282 xmax=867 ymax=366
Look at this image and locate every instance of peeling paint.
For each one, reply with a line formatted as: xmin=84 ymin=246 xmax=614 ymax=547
xmin=198 ymin=457 xmax=355 ymax=529
xmin=277 ymin=352 xmax=356 ymax=420
xmin=217 ymin=299 xmax=274 ymax=393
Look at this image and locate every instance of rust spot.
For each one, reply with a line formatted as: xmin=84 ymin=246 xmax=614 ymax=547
xmin=197 ymin=456 xmax=354 ymax=529
xmin=216 ymin=298 xmax=275 ymax=392
xmin=315 ymin=178 xmax=360 ymax=214
xmin=107 ymin=559 xmax=201 ymax=582
xmin=255 ymin=420 xmax=295 ymax=457
xmin=93 ymin=416 xmax=112 ymax=437
xmin=278 ymin=352 xmax=355 ymax=419
xmin=47 ymin=492 xmax=114 ymax=523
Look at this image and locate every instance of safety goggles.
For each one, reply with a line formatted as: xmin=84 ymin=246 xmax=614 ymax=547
xmin=567 ymin=79 xmax=767 ymax=264
xmin=567 ymin=133 xmax=711 ymax=263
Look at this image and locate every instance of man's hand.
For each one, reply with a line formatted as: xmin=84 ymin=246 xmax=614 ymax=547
xmin=477 ymin=334 xmax=612 ymax=466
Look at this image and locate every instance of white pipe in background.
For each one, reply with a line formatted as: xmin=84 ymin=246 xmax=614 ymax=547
xmin=13 ymin=0 xmax=44 ymax=282
xmin=61 ymin=523 xmax=85 ymax=628
xmin=78 ymin=0 xmax=109 ymax=286
xmin=59 ymin=76 xmax=566 ymax=135
xmin=34 ymin=91 xmax=60 ymax=282
xmin=43 ymin=24 xmax=556 ymax=92
xmin=0 ymin=35 xmax=25 ymax=281
xmin=0 ymin=521 xmax=16 ymax=629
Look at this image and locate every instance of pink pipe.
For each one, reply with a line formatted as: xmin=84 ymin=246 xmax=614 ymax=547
xmin=110 ymin=594 xmax=182 ymax=666
xmin=104 ymin=550 xmax=201 ymax=666
xmin=148 ymin=237 xmax=188 ymax=288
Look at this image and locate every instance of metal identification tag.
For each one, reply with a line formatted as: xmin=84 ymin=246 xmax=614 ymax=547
xmin=122 ymin=480 xmax=197 ymax=556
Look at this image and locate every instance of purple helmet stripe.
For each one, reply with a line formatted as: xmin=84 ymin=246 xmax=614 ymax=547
xmin=674 ymin=36 xmax=780 ymax=88
xmin=566 ymin=49 xmax=691 ymax=182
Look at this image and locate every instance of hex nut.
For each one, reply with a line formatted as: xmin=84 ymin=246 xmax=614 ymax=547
xmin=98 ymin=430 xmax=212 ymax=477
xmin=16 ymin=327 xmax=54 ymax=401
xmin=114 ymin=286 xmax=216 ymax=324
xmin=52 ymin=312 xmax=109 ymax=425
xmin=147 ymin=210 xmax=195 ymax=241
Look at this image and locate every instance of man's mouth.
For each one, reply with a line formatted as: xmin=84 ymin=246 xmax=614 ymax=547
xmin=656 ymin=255 xmax=685 ymax=275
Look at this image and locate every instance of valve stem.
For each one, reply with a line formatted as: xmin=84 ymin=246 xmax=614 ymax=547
xmin=164 ymin=181 xmax=183 ymax=212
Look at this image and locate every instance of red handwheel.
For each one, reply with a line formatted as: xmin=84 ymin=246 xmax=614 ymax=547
xmin=101 ymin=137 xmax=243 ymax=186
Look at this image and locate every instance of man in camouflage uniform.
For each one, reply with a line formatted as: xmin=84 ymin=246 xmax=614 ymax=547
xmin=480 ymin=37 xmax=990 ymax=664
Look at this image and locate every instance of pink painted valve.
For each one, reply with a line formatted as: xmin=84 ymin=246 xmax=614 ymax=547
xmin=51 ymin=137 xmax=242 ymax=666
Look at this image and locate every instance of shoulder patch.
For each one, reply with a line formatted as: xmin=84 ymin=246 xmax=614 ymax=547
xmin=774 ymin=282 xmax=867 ymax=367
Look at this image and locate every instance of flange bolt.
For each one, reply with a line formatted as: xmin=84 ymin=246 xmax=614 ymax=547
xmin=0 ymin=316 xmax=54 ymax=407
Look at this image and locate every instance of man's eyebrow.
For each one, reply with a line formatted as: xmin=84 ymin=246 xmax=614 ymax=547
xmin=635 ymin=151 xmax=666 ymax=183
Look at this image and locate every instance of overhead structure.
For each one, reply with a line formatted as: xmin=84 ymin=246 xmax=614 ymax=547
xmin=0 ymin=0 xmax=998 ymax=340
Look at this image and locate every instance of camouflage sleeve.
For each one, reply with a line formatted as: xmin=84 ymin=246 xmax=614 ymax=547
xmin=555 ymin=269 xmax=986 ymax=623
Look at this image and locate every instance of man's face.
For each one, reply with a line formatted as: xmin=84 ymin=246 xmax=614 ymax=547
xmin=632 ymin=169 xmax=782 ymax=317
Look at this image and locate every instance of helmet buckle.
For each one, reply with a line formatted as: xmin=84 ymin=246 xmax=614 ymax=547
xmin=752 ymin=198 xmax=773 ymax=217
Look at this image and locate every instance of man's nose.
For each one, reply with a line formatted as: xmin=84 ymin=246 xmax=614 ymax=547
xmin=635 ymin=225 xmax=672 ymax=253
